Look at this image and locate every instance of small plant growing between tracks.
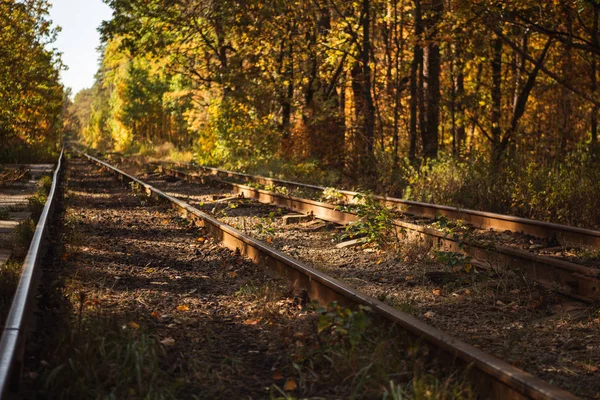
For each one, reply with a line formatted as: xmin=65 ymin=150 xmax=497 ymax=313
xmin=339 ymin=191 xmax=397 ymax=248
xmin=322 ymin=187 xmax=345 ymax=204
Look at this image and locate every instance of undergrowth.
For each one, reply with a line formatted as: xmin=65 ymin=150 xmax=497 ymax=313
xmin=0 ymin=260 xmax=21 ymax=321
xmin=41 ymin=315 xmax=175 ymax=399
xmin=401 ymin=151 xmax=600 ymax=229
xmin=271 ymin=301 xmax=474 ymax=399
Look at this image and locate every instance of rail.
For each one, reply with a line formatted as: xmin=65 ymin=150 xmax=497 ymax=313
xmin=161 ymin=166 xmax=600 ymax=302
xmin=0 ymin=149 xmax=63 ymax=397
xmin=169 ymin=162 xmax=600 ymax=248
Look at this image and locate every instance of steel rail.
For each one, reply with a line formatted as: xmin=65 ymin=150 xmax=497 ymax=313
xmin=0 ymin=149 xmax=64 ymax=397
xmin=84 ymin=152 xmax=579 ymax=400
xmin=161 ymin=166 xmax=600 ymax=302
xmin=168 ymin=162 xmax=600 ymax=248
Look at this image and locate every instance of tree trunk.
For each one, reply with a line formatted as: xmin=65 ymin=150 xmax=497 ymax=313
xmin=361 ymin=0 xmax=376 ymax=164
xmin=490 ymin=36 xmax=503 ymax=162
xmin=408 ymin=0 xmax=422 ymax=161
xmin=592 ymin=6 xmax=599 ymax=151
xmin=421 ymin=0 xmax=443 ymax=159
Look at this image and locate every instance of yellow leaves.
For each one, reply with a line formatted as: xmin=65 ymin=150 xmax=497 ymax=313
xmin=151 ymin=311 xmax=160 ymax=318
xmin=266 ymin=237 xmax=273 ymax=243
xmin=284 ymin=379 xmax=297 ymax=391
xmin=162 ymin=219 xmax=169 ymax=225
xmin=464 ymin=263 xmax=472 ymax=273
xmin=177 ymin=304 xmax=189 ymax=311
xmin=583 ymin=364 xmax=598 ymax=373
xmin=160 ymin=337 xmax=175 ymax=346
xmin=197 ymin=237 xmax=205 ymax=243
xmin=432 ymin=288 xmax=442 ymax=296
xmin=243 ymin=318 xmax=260 ymax=325
xmin=228 ymin=271 xmax=238 ymax=278
xmin=128 ymin=321 xmax=140 ymax=330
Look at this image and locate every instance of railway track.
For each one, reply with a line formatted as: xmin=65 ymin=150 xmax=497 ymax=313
xmin=0 ymin=152 xmax=63 ymax=396
xmin=154 ymin=164 xmax=600 ymax=303
xmin=80 ymin=151 xmax=587 ymax=399
xmin=161 ymin=162 xmax=600 ymax=248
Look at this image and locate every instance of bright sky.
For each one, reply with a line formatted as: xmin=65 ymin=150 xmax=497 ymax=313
xmin=49 ymin=0 xmax=113 ymax=97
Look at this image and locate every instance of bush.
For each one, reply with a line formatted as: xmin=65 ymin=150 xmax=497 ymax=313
xmin=400 ymin=150 xmax=600 ymax=229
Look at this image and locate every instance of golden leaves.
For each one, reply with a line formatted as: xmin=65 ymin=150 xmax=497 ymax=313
xmin=128 ymin=321 xmax=140 ymax=330
xmin=284 ymin=379 xmax=297 ymax=391
xmin=176 ymin=304 xmax=189 ymax=311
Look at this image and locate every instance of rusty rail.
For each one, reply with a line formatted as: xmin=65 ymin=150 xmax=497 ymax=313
xmin=0 ymin=150 xmax=63 ymax=397
xmin=84 ymin=152 xmax=579 ymax=400
xmin=166 ymin=162 xmax=600 ymax=248
xmin=161 ymin=166 xmax=600 ymax=303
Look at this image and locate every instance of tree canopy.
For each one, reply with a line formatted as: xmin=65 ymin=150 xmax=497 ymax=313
xmin=71 ymin=0 xmax=600 ymax=189
xmin=0 ymin=0 xmax=64 ymax=162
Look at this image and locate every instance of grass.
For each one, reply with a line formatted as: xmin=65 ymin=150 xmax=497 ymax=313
xmin=28 ymin=174 xmax=53 ymax=221
xmin=41 ymin=316 xmax=177 ymax=400
xmin=271 ymin=301 xmax=475 ymax=399
xmin=0 ymin=260 xmax=22 ymax=321
xmin=11 ymin=218 xmax=36 ymax=259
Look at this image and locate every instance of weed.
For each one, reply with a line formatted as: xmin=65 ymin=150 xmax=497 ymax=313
xmin=0 ymin=260 xmax=21 ymax=318
xmin=339 ymin=191 xmax=396 ymax=248
xmin=12 ymin=218 xmax=36 ymax=259
xmin=279 ymin=301 xmax=474 ymax=399
xmin=28 ymin=175 xmax=53 ymax=221
xmin=38 ymin=175 xmax=53 ymax=194
xmin=434 ymin=251 xmax=471 ymax=272
xmin=28 ymin=194 xmax=47 ymax=221
xmin=315 ymin=301 xmax=371 ymax=349
xmin=322 ymin=187 xmax=345 ymax=204
xmin=41 ymin=317 xmax=175 ymax=399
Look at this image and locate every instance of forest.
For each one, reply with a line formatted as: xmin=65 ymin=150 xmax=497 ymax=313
xmin=2 ymin=2 xmax=600 ymax=398
xmin=0 ymin=0 xmax=64 ymax=162
xmin=10 ymin=0 xmax=600 ymax=228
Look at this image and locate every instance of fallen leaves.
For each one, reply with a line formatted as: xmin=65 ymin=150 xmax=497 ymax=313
xmin=128 ymin=321 xmax=140 ymax=330
xmin=228 ymin=271 xmax=238 ymax=278
xmin=243 ymin=318 xmax=261 ymax=325
xmin=177 ymin=305 xmax=190 ymax=311
xmin=284 ymin=379 xmax=297 ymax=391
xmin=272 ymin=370 xmax=283 ymax=381
xmin=160 ymin=337 xmax=175 ymax=346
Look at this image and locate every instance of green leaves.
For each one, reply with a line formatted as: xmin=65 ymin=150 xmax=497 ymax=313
xmin=315 ymin=301 xmax=371 ymax=348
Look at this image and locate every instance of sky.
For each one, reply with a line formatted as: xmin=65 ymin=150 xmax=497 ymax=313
xmin=48 ymin=0 xmax=113 ymax=97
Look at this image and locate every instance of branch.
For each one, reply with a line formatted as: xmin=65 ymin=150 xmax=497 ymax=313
xmin=489 ymin=25 xmax=600 ymax=108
